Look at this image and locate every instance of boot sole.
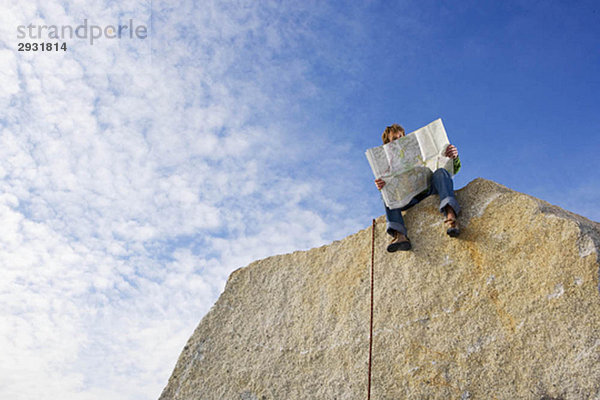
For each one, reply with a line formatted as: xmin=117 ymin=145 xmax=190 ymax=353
xmin=446 ymin=228 xmax=460 ymax=237
xmin=387 ymin=240 xmax=412 ymax=252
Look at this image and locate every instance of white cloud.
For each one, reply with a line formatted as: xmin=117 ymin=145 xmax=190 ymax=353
xmin=0 ymin=1 xmax=365 ymax=399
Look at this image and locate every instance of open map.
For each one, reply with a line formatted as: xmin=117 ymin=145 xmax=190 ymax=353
xmin=365 ymin=118 xmax=454 ymax=209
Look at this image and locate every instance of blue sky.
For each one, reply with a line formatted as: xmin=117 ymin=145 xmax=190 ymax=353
xmin=1 ymin=1 xmax=599 ymax=399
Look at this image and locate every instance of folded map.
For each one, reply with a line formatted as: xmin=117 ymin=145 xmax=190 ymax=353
xmin=365 ymin=118 xmax=454 ymax=209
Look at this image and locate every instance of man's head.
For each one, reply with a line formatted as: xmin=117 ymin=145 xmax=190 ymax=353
xmin=382 ymin=124 xmax=405 ymax=144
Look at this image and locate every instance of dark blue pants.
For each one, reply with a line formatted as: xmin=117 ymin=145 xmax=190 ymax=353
xmin=384 ymin=168 xmax=460 ymax=236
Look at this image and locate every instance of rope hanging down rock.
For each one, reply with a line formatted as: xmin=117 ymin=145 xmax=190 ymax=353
xmin=367 ymin=219 xmax=375 ymax=400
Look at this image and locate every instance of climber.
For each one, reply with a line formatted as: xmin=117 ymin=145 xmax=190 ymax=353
xmin=375 ymin=123 xmax=461 ymax=252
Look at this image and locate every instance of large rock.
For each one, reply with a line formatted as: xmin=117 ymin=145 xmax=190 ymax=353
xmin=159 ymin=178 xmax=600 ymax=400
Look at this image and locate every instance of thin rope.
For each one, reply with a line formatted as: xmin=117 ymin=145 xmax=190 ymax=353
xmin=367 ymin=218 xmax=375 ymax=400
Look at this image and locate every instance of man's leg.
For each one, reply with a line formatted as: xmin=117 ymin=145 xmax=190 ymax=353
xmin=430 ymin=168 xmax=461 ymax=216
xmin=430 ymin=168 xmax=461 ymax=236
xmin=385 ymin=204 xmax=407 ymax=237
xmin=384 ymin=203 xmax=411 ymax=251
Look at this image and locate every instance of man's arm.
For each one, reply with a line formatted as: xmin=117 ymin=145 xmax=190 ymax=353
xmin=452 ymin=157 xmax=461 ymax=174
xmin=445 ymin=144 xmax=461 ymax=174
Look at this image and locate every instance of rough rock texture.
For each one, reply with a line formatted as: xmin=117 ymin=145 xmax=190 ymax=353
xmin=159 ymin=178 xmax=600 ymax=400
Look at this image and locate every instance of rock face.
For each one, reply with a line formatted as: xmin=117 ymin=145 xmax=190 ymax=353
xmin=159 ymin=179 xmax=600 ymax=400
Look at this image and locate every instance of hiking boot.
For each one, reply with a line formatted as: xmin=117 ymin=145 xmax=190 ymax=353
xmin=387 ymin=231 xmax=411 ymax=252
xmin=445 ymin=217 xmax=460 ymax=237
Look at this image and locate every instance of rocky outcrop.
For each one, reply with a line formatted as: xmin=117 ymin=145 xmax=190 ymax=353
xmin=159 ymin=178 xmax=600 ymax=400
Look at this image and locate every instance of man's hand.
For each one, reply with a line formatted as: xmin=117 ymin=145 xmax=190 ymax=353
xmin=445 ymin=144 xmax=458 ymax=159
xmin=375 ymin=178 xmax=386 ymax=190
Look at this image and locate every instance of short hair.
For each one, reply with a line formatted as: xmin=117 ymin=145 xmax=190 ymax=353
xmin=382 ymin=123 xmax=405 ymax=144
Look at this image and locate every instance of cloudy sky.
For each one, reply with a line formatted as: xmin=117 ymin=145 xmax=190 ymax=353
xmin=1 ymin=0 xmax=599 ymax=399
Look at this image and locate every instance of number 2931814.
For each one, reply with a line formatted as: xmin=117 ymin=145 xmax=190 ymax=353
xmin=18 ymin=42 xmax=67 ymax=51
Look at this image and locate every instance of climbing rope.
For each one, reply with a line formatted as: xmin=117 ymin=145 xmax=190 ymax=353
xmin=367 ymin=218 xmax=375 ymax=400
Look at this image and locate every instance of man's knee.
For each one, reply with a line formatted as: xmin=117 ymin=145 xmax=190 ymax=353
xmin=433 ymin=168 xmax=450 ymax=180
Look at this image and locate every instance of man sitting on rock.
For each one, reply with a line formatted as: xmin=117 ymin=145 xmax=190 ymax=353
xmin=375 ymin=123 xmax=461 ymax=252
